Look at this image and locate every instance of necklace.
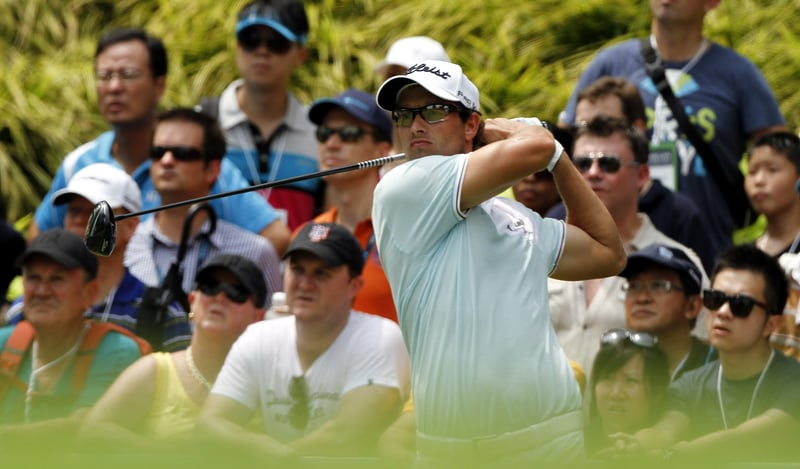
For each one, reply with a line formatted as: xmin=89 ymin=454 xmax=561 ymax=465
xmin=185 ymin=346 xmax=213 ymax=391
xmin=716 ymin=349 xmax=775 ymax=430
xmin=25 ymin=323 xmax=90 ymax=423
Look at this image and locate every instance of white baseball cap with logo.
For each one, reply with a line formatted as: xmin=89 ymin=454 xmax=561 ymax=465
xmin=53 ymin=163 xmax=142 ymax=213
xmin=376 ymin=60 xmax=480 ymax=113
xmin=375 ymin=36 xmax=450 ymax=75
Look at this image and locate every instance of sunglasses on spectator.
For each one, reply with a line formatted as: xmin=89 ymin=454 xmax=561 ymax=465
xmin=196 ymin=279 xmax=251 ymax=304
xmin=288 ymin=375 xmax=310 ymax=430
xmin=600 ymin=328 xmax=658 ymax=348
xmin=237 ymin=28 xmax=293 ymax=54
xmin=702 ymin=289 xmax=768 ymax=318
xmin=149 ymin=146 xmax=205 ymax=162
xmin=392 ymin=104 xmax=464 ymax=127
xmin=315 ymin=125 xmax=372 ymax=143
xmin=622 ymin=280 xmax=684 ymax=295
xmin=573 ymin=152 xmax=640 ymax=174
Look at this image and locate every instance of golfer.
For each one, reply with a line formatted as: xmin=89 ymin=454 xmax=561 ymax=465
xmin=372 ymin=60 xmax=625 ymax=467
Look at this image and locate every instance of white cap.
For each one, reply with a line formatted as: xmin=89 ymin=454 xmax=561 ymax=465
xmin=376 ymin=60 xmax=480 ymax=113
xmin=375 ymin=36 xmax=450 ymax=75
xmin=53 ymin=163 xmax=142 ymax=213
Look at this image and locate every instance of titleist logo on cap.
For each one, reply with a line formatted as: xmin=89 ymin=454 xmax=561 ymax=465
xmin=406 ymin=63 xmax=451 ymax=80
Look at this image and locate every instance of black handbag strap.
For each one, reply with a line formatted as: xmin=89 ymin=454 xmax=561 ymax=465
xmin=639 ymin=38 xmax=752 ymax=228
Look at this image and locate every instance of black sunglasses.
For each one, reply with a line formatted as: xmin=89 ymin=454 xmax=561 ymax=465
xmin=702 ymin=289 xmax=768 ymax=318
xmin=573 ymin=152 xmax=640 ymax=174
xmin=288 ymin=375 xmax=310 ymax=430
xmin=150 ymin=146 xmax=205 ymax=162
xmin=315 ymin=125 xmax=371 ymax=143
xmin=196 ymin=280 xmax=251 ymax=304
xmin=237 ymin=28 xmax=293 ymax=54
xmin=600 ymin=328 xmax=658 ymax=348
xmin=392 ymin=104 xmax=464 ymax=127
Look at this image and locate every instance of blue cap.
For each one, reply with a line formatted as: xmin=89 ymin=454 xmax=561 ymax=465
xmin=308 ymin=88 xmax=393 ymax=143
xmin=235 ymin=1 xmax=308 ymax=45
xmin=619 ymin=243 xmax=703 ymax=295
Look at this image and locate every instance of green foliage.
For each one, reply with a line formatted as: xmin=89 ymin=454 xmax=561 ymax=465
xmin=1 ymin=0 xmax=798 ymax=221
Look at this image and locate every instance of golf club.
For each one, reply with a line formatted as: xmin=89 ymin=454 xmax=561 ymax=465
xmin=84 ymin=153 xmax=405 ymax=256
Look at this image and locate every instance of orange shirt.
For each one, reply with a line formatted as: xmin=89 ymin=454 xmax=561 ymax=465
xmin=310 ymin=208 xmax=398 ymax=323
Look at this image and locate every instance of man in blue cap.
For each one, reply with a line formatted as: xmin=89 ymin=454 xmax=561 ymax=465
xmin=305 ymin=88 xmax=397 ymax=322
xmin=204 ymin=0 xmax=318 ymax=232
xmin=620 ymin=243 xmax=715 ymax=383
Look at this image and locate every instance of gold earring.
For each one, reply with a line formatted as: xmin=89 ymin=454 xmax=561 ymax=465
xmin=188 ymin=311 xmax=195 ymax=320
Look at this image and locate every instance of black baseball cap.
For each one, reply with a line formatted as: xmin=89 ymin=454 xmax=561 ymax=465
xmin=284 ymin=223 xmax=364 ymax=275
xmin=196 ymin=254 xmax=268 ymax=307
xmin=619 ymin=243 xmax=703 ymax=295
xmin=16 ymin=228 xmax=98 ymax=279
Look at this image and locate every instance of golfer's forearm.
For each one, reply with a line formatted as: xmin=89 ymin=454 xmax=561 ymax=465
xmin=555 ymin=156 xmax=624 ymax=272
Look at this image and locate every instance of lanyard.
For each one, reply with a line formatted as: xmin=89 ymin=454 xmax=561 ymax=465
xmin=716 ymin=349 xmax=775 ymax=430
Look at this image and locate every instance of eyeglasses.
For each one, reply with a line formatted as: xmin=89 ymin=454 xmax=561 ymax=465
xmin=95 ymin=68 xmax=144 ymax=84
xmin=149 ymin=146 xmax=205 ymax=162
xmin=315 ymin=125 xmax=372 ymax=143
xmin=392 ymin=104 xmax=463 ymax=127
xmin=600 ymin=328 xmax=658 ymax=348
xmin=237 ymin=28 xmax=293 ymax=54
xmin=622 ymin=280 xmax=684 ymax=295
xmin=702 ymin=289 xmax=768 ymax=318
xmin=288 ymin=375 xmax=310 ymax=430
xmin=196 ymin=280 xmax=251 ymax=304
xmin=573 ymin=152 xmax=640 ymax=174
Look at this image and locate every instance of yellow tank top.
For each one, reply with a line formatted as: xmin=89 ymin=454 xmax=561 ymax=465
xmin=142 ymin=352 xmax=200 ymax=439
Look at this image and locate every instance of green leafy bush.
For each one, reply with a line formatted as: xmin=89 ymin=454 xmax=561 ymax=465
xmin=1 ymin=0 xmax=797 ymax=221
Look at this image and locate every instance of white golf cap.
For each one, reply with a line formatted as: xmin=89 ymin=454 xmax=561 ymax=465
xmin=376 ymin=60 xmax=480 ymax=113
xmin=375 ymin=36 xmax=450 ymax=75
xmin=53 ymin=163 xmax=142 ymax=213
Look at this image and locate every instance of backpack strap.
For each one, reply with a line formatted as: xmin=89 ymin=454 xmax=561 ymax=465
xmin=70 ymin=321 xmax=152 ymax=394
xmin=638 ymin=37 xmax=755 ymax=230
xmin=0 ymin=321 xmax=36 ymax=402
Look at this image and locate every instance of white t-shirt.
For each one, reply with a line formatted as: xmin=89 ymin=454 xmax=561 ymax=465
xmin=211 ymin=311 xmax=410 ymax=442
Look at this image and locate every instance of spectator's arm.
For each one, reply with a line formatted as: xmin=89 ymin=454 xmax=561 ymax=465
xmin=196 ymin=393 xmax=294 ymax=460
xmin=670 ymin=408 xmax=800 ymax=462
xmin=260 ymin=219 xmax=291 ymax=257
xmin=378 ymin=408 xmax=416 ymax=467
xmin=78 ymin=354 xmax=163 ymax=450
xmin=632 ymin=410 xmax=690 ymax=450
xmin=290 ymin=384 xmax=402 ymax=456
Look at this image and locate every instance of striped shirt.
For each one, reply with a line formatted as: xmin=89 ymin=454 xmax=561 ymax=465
xmin=124 ymin=217 xmax=282 ymax=307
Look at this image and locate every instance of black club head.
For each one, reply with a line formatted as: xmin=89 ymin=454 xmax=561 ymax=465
xmin=84 ymin=200 xmax=117 ymax=256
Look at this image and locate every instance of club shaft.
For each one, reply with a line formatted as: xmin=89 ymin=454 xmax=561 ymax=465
xmin=115 ymin=153 xmax=405 ymax=221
